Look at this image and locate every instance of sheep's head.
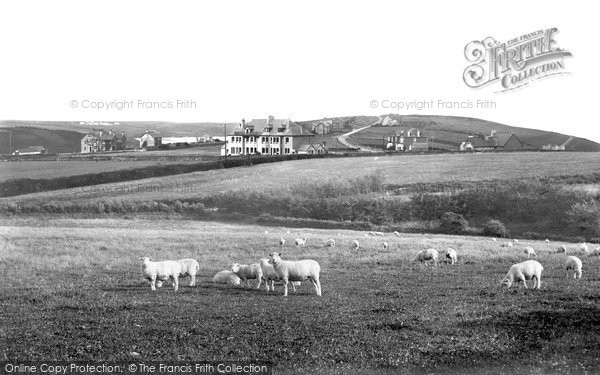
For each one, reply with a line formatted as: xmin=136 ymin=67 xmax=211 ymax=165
xmin=501 ymin=277 xmax=512 ymax=288
xmin=269 ymin=252 xmax=282 ymax=265
xmin=139 ymin=257 xmax=151 ymax=263
xmin=231 ymin=263 xmax=241 ymax=273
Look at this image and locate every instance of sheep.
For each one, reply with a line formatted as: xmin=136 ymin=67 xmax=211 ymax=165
xmin=383 ymin=241 xmax=389 ymax=250
xmin=500 ymin=242 xmax=513 ymax=248
xmin=139 ymin=257 xmax=182 ymax=291
xmin=374 ymin=231 xmax=384 ymax=236
xmin=279 ymin=237 xmax=286 ymax=247
xmin=513 ymin=239 xmax=519 ymax=243
xmin=231 ymin=263 xmax=263 ymax=288
xmin=579 ymin=243 xmax=589 ymax=253
xmin=177 ymin=258 xmax=200 ymax=286
xmin=394 ymin=231 xmax=401 ymax=237
xmin=258 ymin=258 xmax=300 ymax=292
xmin=545 ymin=239 xmax=550 ymax=243
xmin=352 ymin=240 xmax=360 ymax=250
xmin=295 ymin=237 xmax=307 ymax=247
xmin=416 ymin=248 xmax=439 ymax=267
xmin=212 ymin=270 xmax=242 ymax=287
xmin=523 ymin=246 xmax=537 ymax=258
xmin=492 ymin=237 xmax=497 ymax=242
xmin=445 ymin=248 xmax=457 ymax=265
xmin=557 ymin=245 xmax=567 ymax=254
xmin=565 ymin=256 xmax=583 ymax=279
xmin=501 ymin=260 xmax=543 ymax=289
xmin=590 ymin=247 xmax=600 ymax=256
xmin=268 ymin=252 xmax=321 ymax=297
xmin=326 ymin=239 xmax=336 ymax=248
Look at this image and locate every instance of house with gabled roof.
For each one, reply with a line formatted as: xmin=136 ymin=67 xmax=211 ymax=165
xmin=222 ymin=115 xmax=326 ymax=156
xmin=460 ymin=130 xmax=524 ymax=151
xmin=81 ymin=129 xmax=127 ymax=153
xmin=12 ymin=146 xmax=47 ymax=156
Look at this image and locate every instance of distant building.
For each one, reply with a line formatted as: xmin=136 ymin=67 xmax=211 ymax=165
xmin=81 ymin=129 xmax=126 ymax=153
xmin=460 ymin=130 xmax=524 ymax=151
xmin=385 ymin=128 xmax=429 ymax=152
xmin=542 ymin=144 xmax=566 ymax=151
xmin=12 ymin=146 xmax=47 ymax=155
xmin=381 ymin=116 xmax=399 ymax=126
xmin=222 ymin=116 xmax=326 ymax=156
xmin=297 ymin=143 xmax=327 ymax=155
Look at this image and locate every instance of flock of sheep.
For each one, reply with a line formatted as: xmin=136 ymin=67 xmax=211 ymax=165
xmin=138 ymin=231 xmax=600 ymax=295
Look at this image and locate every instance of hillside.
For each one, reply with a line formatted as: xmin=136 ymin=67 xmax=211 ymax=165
xmin=0 ymin=126 xmax=84 ymax=154
xmin=341 ymin=114 xmax=600 ymax=151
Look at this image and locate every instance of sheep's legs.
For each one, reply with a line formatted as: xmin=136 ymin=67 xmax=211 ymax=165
xmin=189 ymin=275 xmax=196 ymax=287
xmin=282 ymin=278 xmax=289 ymax=297
xmin=310 ymin=278 xmax=322 ymax=296
xmin=150 ymin=278 xmax=157 ymax=291
xmin=172 ymin=276 xmax=179 ymax=292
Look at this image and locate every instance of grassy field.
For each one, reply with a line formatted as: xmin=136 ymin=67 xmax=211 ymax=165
xmin=3 ymin=152 xmax=600 ymax=205
xmin=1 ymin=218 xmax=600 ymax=373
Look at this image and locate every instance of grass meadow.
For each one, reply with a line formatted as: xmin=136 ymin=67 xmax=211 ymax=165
xmin=2 ymin=218 xmax=600 ymax=373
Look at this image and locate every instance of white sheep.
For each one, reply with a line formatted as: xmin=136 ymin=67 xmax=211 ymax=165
xmin=500 ymin=242 xmax=513 ymax=248
xmin=295 ymin=237 xmax=307 ymax=247
xmin=177 ymin=258 xmax=200 ymax=286
xmin=326 ymin=239 xmax=336 ymax=248
xmin=565 ymin=256 xmax=583 ymax=279
xmin=139 ymin=257 xmax=182 ymax=291
xmin=492 ymin=237 xmax=497 ymax=242
xmin=513 ymin=239 xmax=519 ymax=243
xmin=374 ymin=231 xmax=384 ymax=236
xmin=231 ymin=263 xmax=263 ymax=288
xmin=589 ymin=247 xmax=600 ymax=256
xmin=268 ymin=252 xmax=321 ymax=297
xmin=501 ymin=260 xmax=543 ymax=289
xmin=523 ymin=246 xmax=537 ymax=258
xmin=394 ymin=231 xmax=400 ymax=237
xmin=383 ymin=241 xmax=388 ymax=250
xmin=212 ymin=270 xmax=242 ymax=287
xmin=579 ymin=243 xmax=589 ymax=253
xmin=416 ymin=248 xmax=439 ymax=267
xmin=353 ymin=240 xmax=360 ymax=250
xmin=445 ymin=248 xmax=457 ymax=265
xmin=557 ymin=245 xmax=567 ymax=254
xmin=258 ymin=258 xmax=300 ymax=292
xmin=545 ymin=239 xmax=550 ymax=243
xmin=279 ymin=237 xmax=286 ymax=247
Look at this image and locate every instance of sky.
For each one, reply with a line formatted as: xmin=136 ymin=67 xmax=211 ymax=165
xmin=0 ymin=0 xmax=598 ymax=142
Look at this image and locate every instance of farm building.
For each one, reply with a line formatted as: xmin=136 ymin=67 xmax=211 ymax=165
xmin=12 ymin=145 xmax=47 ymax=155
xmin=460 ymin=130 xmax=524 ymax=151
xmin=385 ymin=128 xmax=429 ymax=152
xmin=137 ymin=131 xmax=218 ymax=149
xmin=138 ymin=130 xmax=162 ymax=149
xmin=381 ymin=116 xmax=399 ymax=126
xmin=80 ymin=130 xmax=127 ymax=153
xmin=297 ymin=143 xmax=327 ymax=155
xmin=222 ymin=116 xmax=325 ymax=156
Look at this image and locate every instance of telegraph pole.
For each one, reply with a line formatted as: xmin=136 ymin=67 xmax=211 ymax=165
xmin=223 ymin=123 xmax=227 ymax=160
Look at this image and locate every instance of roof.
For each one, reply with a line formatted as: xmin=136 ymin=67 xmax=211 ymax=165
xmin=143 ymin=130 xmax=162 ymax=137
xmin=297 ymin=144 xmax=316 ymax=152
xmin=16 ymin=146 xmax=46 ymax=153
xmin=495 ymin=133 xmax=516 ymax=146
xmin=233 ymin=117 xmax=307 ymax=136
xmin=465 ymin=137 xmax=496 ymax=148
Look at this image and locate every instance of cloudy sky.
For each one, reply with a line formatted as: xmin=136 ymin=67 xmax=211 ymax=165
xmin=1 ymin=0 xmax=598 ymax=142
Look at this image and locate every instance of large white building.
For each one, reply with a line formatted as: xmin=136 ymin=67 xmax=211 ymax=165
xmin=222 ymin=116 xmax=326 ymax=156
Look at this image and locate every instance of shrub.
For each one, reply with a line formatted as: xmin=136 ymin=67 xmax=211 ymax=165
xmin=590 ymin=238 xmax=600 ymax=244
xmin=522 ymin=231 xmax=541 ymax=240
xmin=439 ymin=212 xmax=469 ymax=234
xmin=482 ymin=219 xmax=508 ymax=238
xmin=566 ymin=200 xmax=600 ymax=236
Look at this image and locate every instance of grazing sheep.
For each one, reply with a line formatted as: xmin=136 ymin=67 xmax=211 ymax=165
xmin=212 ymin=270 xmax=242 ymax=287
xmin=501 ymin=260 xmax=543 ymax=289
xmin=177 ymin=258 xmax=200 ymax=286
xmin=579 ymin=243 xmax=589 ymax=253
xmin=565 ymin=256 xmax=583 ymax=279
xmin=500 ymin=242 xmax=513 ymax=248
xmin=258 ymin=258 xmax=300 ymax=292
xmin=295 ymin=237 xmax=307 ymax=247
xmin=545 ymin=239 xmax=550 ymax=243
xmin=231 ymin=263 xmax=263 ymax=289
xmin=352 ymin=240 xmax=360 ymax=250
xmin=326 ymin=239 xmax=336 ymax=248
xmin=513 ymin=239 xmax=519 ymax=243
xmin=416 ymin=249 xmax=439 ymax=267
xmin=492 ymin=237 xmax=497 ymax=242
xmin=394 ymin=231 xmax=400 ymax=237
xmin=279 ymin=237 xmax=286 ymax=247
xmin=139 ymin=257 xmax=182 ymax=291
xmin=557 ymin=245 xmax=567 ymax=254
xmin=445 ymin=248 xmax=457 ymax=265
xmin=374 ymin=231 xmax=384 ymax=236
xmin=590 ymin=247 xmax=600 ymax=256
xmin=523 ymin=247 xmax=537 ymax=258
xmin=383 ymin=241 xmax=388 ymax=250
xmin=268 ymin=252 xmax=321 ymax=297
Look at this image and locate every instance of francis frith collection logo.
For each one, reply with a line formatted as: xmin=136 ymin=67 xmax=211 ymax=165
xmin=463 ymin=28 xmax=572 ymax=92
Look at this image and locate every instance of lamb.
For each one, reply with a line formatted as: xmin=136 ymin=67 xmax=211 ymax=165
xmin=139 ymin=257 xmax=182 ymax=291
xmin=416 ymin=248 xmax=439 ymax=267
xmin=445 ymin=248 xmax=457 ymax=265
xmin=326 ymin=239 xmax=336 ymax=248
xmin=579 ymin=243 xmax=589 ymax=253
xmin=177 ymin=258 xmax=200 ymax=286
xmin=279 ymin=237 xmax=286 ymax=247
xmin=295 ymin=237 xmax=307 ymax=247
xmin=383 ymin=241 xmax=389 ymax=250
xmin=557 ymin=245 xmax=567 ymax=254
xmin=258 ymin=258 xmax=300 ymax=292
xmin=501 ymin=260 xmax=543 ymax=289
xmin=268 ymin=252 xmax=321 ymax=297
xmin=231 ymin=263 xmax=263 ymax=288
xmin=565 ymin=256 xmax=583 ymax=279
xmin=523 ymin=246 xmax=537 ymax=258
xmin=352 ymin=240 xmax=360 ymax=250
xmin=212 ymin=270 xmax=242 ymax=287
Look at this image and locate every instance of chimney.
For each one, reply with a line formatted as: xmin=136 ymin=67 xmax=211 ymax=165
xmin=242 ymin=118 xmax=246 ymax=127
xmin=491 ymin=129 xmax=497 ymax=137
xmin=268 ymin=115 xmax=274 ymax=126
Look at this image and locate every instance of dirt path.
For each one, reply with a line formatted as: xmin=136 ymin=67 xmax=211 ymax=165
xmin=337 ymin=116 xmax=382 ymax=152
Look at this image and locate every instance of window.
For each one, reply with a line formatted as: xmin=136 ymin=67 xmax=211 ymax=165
xmin=285 ymin=137 xmax=290 ymax=144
